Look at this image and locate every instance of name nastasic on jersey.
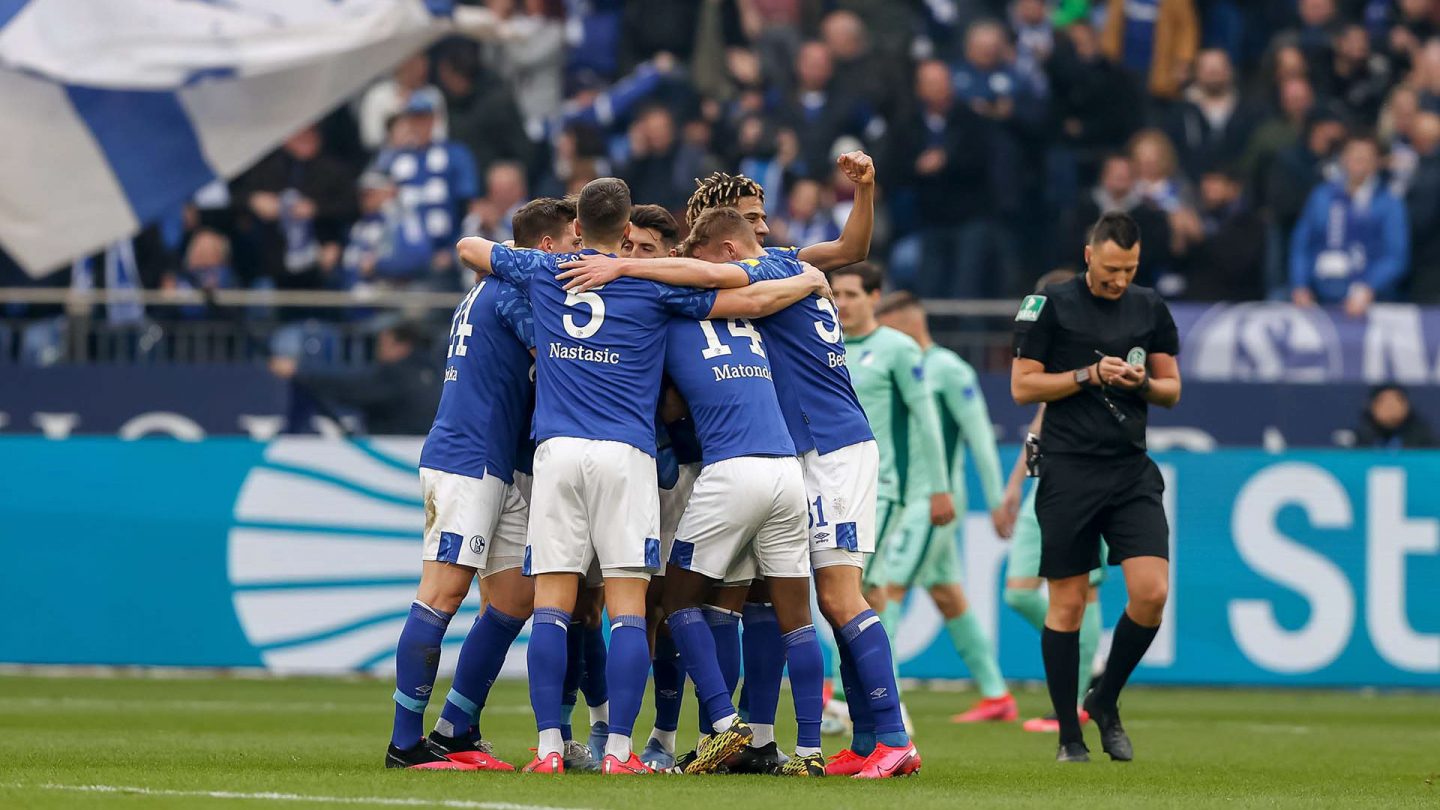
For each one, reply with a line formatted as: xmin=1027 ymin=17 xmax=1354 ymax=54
xmin=547 ymin=342 xmax=621 ymax=365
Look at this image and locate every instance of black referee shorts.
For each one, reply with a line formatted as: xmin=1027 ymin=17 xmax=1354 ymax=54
xmin=1035 ymin=452 xmax=1169 ymax=580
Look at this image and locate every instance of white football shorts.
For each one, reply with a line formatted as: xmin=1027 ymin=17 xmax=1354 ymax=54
xmin=802 ymin=439 xmax=879 ymax=568
xmin=526 ymin=437 xmax=660 ymax=578
xmin=420 ymin=467 xmax=527 ymax=573
xmin=657 ymin=462 xmax=702 ymax=576
xmin=669 ymin=455 xmax=809 ymax=582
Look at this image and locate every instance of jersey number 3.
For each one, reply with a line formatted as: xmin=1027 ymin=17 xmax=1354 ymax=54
xmin=563 ymin=289 xmax=605 ymax=339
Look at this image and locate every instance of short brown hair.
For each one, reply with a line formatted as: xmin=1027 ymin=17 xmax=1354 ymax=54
xmin=685 ymin=171 xmax=765 ymax=227
xmin=511 ymin=197 xmax=576 ymax=249
xmin=876 ymin=290 xmax=923 ymax=317
xmin=577 ymin=177 xmax=632 ymax=244
xmin=680 ymin=207 xmax=757 ymax=257
xmin=829 ymin=262 xmax=884 ymax=295
xmin=629 ymin=204 xmax=680 ymax=248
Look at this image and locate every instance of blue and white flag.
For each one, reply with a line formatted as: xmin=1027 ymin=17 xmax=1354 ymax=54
xmin=0 ymin=0 xmax=455 ymax=277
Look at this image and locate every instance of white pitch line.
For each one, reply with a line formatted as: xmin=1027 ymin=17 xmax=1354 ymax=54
xmin=0 ymin=697 xmax=531 ymax=715
xmin=5 ymin=783 xmax=595 ymax=810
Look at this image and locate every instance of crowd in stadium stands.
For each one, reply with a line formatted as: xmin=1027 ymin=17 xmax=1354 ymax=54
xmin=7 ymin=0 xmax=1440 ymax=314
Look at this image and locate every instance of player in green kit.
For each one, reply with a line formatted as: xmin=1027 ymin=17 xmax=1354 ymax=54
xmin=875 ymin=292 xmax=1019 ymax=724
xmin=830 ymin=265 xmax=955 ymax=620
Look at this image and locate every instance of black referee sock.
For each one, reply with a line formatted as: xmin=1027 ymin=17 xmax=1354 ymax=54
xmin=1093 ymin=611 xmax=1160 ymax=709
xmin=1041 ymin=627 xmax=1083 ymax=746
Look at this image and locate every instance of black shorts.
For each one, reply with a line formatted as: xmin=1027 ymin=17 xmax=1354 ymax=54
xmin=1035 ymin=452 xmax=1169 ymax=579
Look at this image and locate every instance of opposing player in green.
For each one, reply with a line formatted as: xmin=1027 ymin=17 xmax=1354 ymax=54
xmin=830 ymin=264 xmax=955 ymax=629
xmin=876 ymin=292 xmax=1019 ymax=724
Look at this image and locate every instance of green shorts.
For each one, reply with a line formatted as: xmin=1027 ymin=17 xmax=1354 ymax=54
xmin=862 ymin=497 xmax=903 ymax=589
xmin=1007 ymin=485 xmax=1106 ymax=586
xmin=880 ymin=498 xmax=962 ymax=590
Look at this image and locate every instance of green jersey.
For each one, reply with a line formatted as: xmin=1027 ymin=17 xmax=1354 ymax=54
xmin=846 ymin=326 xmax=949 ymax=503
xmin=902 ymin=345 xmax=1004 ymax=512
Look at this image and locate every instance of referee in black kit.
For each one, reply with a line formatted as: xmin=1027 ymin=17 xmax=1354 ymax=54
xmin=1010 ymin=212 xmax=1182 ymax=763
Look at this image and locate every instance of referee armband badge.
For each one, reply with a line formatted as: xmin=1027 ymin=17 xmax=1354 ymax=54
xmin=1015 ymin=295 xmax=1046 ymax=322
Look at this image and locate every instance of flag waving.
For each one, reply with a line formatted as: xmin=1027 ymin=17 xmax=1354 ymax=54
xmin=0 ymin=0 xmax=455 ymax=277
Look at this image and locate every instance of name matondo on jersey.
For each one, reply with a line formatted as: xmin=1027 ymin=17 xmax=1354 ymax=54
xmin=548 ymin=342 xmax=620 ymax=365
xmin=827 ymin=352 xmax=847 ymax=368
xmin=712 ymin=362 xmax=772 ymax=382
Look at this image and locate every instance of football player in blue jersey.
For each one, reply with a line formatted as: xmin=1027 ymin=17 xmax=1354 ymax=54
xmin=555 ymin=191 xmax=922 ymax=779
xmin=456 ymin=177 xmax=831 ymax=775
xmin=385 ymin=197 xmax=575 ymax=771
xmin=658 ymin=207 xmax=830 ymax=777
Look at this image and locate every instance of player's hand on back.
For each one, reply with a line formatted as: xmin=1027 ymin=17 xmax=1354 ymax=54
xmin=991 ymin=505 xmax=1015 ymax=540
xmin=800 ymin=262 xmax=833 ymax=301
xmin=837 ymin=150 xmax=875 ymax=186
xmin=558 ymin=255 xmax=624 ymax=292
xmin=930 ymin=492 xmax=956 ymax=527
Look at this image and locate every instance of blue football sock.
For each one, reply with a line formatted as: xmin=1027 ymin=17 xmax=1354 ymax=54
xmin=651 ymin=633 xmax=684 ymax=733
xmin=605 ymin=614 xmax=649 ymax=738
xmin=437 ymin=605 xmax=525 ymax=739
xmin=581 ymin=624 xmax=609 ymax=709
xmin=836 ymin=634 xmax=875 ymax=755
xmin=783 ymin=624 xmax=825 ymax=749
xmin=740 ymin=603 xmax=783 ymax=727
xmin=841 ymin=609 xmax=907 ymax=744
xmin=527 ymin=607 xmax=571 ymax=733
xmin=703 ymin=605 xmax=742 ymax=696
xmin=391 ymin=601 xmax=453 ymax=749
xmin=560 ymin=620 xmax=586 ymax=740
xmin=668 ymin=607 xmax=738 ymax=730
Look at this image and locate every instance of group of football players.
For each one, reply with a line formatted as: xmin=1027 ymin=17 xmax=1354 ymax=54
xmin=383 ymin=151 xmax=1042 ymax=780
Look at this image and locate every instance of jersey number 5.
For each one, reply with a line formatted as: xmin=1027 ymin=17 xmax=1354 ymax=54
xmin=563 ymin=289 xmax=605 ymax=339
xmin=697 ymin=318 xmax=765 ymax=359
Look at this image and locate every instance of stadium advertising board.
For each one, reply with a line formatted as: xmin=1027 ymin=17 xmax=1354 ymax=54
xmin=0 ymin=438 xmax=1433 ymax=687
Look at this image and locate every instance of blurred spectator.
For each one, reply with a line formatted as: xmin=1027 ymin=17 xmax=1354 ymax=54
xmin=1058 ymin=153 xmax=1173 ymax=282
xmin=235 ymin=126 xmax=357 ymax=292
xmin=893 ymin=60 xmax=993 ymax=298
xmin=1265 ymin=109 xmax=1349 ymax=246
xmin=1099 ymin=0 xmax=1200 ymax=100
xmin=163 ymin=229 xmax=235 ymax=320
xmin=269 ymin=322 xmax=440 ymax=436
xmin=619 ymin=105 xmax=710 ymax=212
xmin=821 ymin=10 xmax=901 ymax=125
xmin=618 ymin=0 xmax=723 ymax=73
xmin=1180 ymin=167 xmax=1266 ymax=300
xmin=471 ymin=0 xmax=566 ymax=127
xmin=371 ymin=95 xmax=480 ymax=282
xmin=1239 ymin=77 xmax=1315 ymax=199
xmin=1351 ymin=384 xmax=1435 ymax=449
xmin=733 ymin=114 xmax=798 ymax=203
xmin=1314 ymin=23 xmax=1394 ymax=124
xmin=1129 ymin=129 xmax=1203 ymax=260
xmin=357 ymin=54 xmax=447 ymax=151
xmin=1290 ymin=134 xmax=1409 ymax=315
xmin=1165 ymin=49 xmax=1261 ymax=180
xmin=1046 ymin=21 xmax=1143 ymax=171
xmin=1290 ymin=0 xmax=1342 ymax=66
xmin=340 ymin=172 xmax=436 ymax=290
xmin=955 ymin=20 xmax=1024 ymax=123
xmin=1412 ymin=39 xmax=1440 ymax=112
xmin=463 ymin=161 xmax=530 ymax=243
xmin=1381 ymin=85 xmax=1422 ymax=197
xmin=1009 ymin=0 xmax=1055 ymax=98
xmin=1381 ymin=0 xmax=1436 ymax=74
xmin=1256 ymin=38 xmax=1311 ymax=103
xmin=773 ymin=178 xmax=840 ymax=247
xmin=1404 ymin=112 xmax=1440 ymax=303
xmin=435 ymin=41 xmax=532 ymax=178
xmin=777 ymin=41 xmax=873 ymax=180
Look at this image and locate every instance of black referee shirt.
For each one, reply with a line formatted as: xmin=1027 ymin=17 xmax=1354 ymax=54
xmin=1013 ymin=275 xmax=1180 ymax=457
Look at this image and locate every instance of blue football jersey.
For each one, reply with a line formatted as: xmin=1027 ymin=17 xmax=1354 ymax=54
xmin=664 ymin=316 xmax=796 ymax=466
xmin=496 ymin=281 xmax=538 ymax=476
xmin=490 ymin=246 xmax=717 ymax=456
xmin=743 ymin=248 xmax=874 ymax=455
xmin=419 ymin=279 xmax=534 ymax=482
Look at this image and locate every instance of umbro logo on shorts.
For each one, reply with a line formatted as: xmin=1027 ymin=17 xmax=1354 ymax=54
xmin=869 ymin=687 xmax=888 ymax=699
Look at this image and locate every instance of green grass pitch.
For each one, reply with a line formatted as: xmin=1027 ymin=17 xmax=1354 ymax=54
xmin=0 ymin=675 xmax=1435 ymax=809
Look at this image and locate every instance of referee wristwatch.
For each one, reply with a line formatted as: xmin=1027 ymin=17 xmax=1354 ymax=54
xmin=1074 ymin=365 xmax=1094 ymax=386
